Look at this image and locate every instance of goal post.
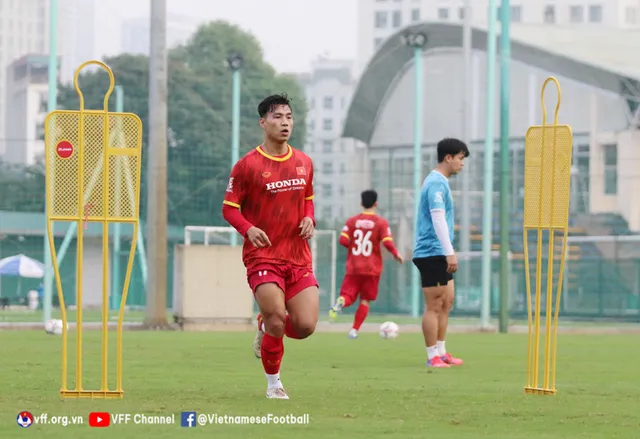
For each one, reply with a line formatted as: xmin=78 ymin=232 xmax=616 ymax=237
xmin=311 ymin=229 xmax=338 ymax=311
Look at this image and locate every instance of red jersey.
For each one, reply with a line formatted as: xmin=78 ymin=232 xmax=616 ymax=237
xmin=223 ymin=145 xmax=314 ymax=269
xmin=340 ymin=212 xmax=393 ymax=276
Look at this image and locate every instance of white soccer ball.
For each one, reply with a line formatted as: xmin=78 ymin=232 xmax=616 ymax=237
xmin=44 ymin=319 xmax=55 ymax=334
xmin=45 ymin=319 xmax=66 ymax=335
xmin=379 ymin=321 xmax=399 ymax=339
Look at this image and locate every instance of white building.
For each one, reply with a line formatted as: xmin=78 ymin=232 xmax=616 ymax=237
xmin=4 ymin=54 xmax=57 ymax=165
xmin=357 ymin=0 xmax=640 ymax=72
xmin=121 ymin=14 xmax=200 ymax=56
xmin=299 ymin=58 xmax=367 ymax=224
xmin=0 ymin=0 xmax=50 ymax=159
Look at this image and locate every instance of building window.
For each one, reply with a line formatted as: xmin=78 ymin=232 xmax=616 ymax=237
xmin=392 ymin=10 xmax=402 ymax=27
xmin=339 ymin=186 xmax=345 ymax=196
xmin=322 ymin=184 xmax=332 ymax=197
xmin=458 ymin=7 xmax=465 ymax=20
xmin=544 ymin=5 xmax=556 ymax=23
xmin=340 ymin=163 xmax=346 ymax=174
xmin=411 ymin=8 xmax=420 ymax=21
xmin=603 ymin=144 xmax=617 ymax=195
xmin=589 ymin=5 xmax=602 ymax=22
xmin=626 ymin=6 xmax=637 ymax=24
xmin=375 ymin=11 xmax=388 ymax=28
xmin=322 ymin=206 xmax=332 ymax=219
xmin=374 ymin=37 xmax=383 ymax=48
xmin=323 ymin=118 xmax=333 ymax=131
xmin=438 ymin=8 xmax=449 ymax=19
xmin=323 ymin=96 xmax=333 ymax=109
xmin=322 ymin=140 xmax=333 ymax=153
xmin=322 ymin=162 xmax=333 ymax=174
xmin=511 ymin=6 xmax=522 ymax=22
xmin=570 ymin=5 xmax=584 ymax=23
xmin=308 ymin=120 xmax=315 ymax=131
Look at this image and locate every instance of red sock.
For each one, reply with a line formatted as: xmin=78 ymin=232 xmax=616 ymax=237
xmin=284 ymin=315 xmax=303 ymax=339
xmin=260 ymin=333 xmax=284 ymax=374
xmin=353 ymin=303 xmax=369 ymax=330
xmin=342 ymin=295 xmax=355 ymax=307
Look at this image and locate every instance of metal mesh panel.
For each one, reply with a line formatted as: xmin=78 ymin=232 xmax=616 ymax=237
xmin=524 ymin=125 xmax=573 ymax=229
xmin=45 ymin=111 xmax=142 ymax=222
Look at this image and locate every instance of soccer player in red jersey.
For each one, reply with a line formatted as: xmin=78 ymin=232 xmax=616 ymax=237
xmin=221 ymin=94 xmax=318 ymax=400
xmin=328 ymin=190 xmax=404 ymax=338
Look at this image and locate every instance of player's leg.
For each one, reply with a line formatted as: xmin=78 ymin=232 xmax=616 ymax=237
xmin=283 ymin=266 xmax=320 ymax=339
xmin=413 ymin=257 xmax=450 ymax=368
xmin=349 ymin=276 xmax=380 ymax=338
xmin=247 ymin=266 xmax=290 ymax=399
xmin=329 ymin=275 xmax=358 ymax=319
xmin=438 ymin=279 xmax=463 ymax=365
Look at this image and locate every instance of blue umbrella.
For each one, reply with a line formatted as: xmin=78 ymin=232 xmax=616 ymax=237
xmin=0 ymin=254 xmax=45 ymax=278
xmin=0 ymin=255 xmax=45 ymax=301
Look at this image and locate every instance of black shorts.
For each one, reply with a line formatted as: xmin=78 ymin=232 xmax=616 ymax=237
xmin=412 ymin=256 xmax=453 ymax=288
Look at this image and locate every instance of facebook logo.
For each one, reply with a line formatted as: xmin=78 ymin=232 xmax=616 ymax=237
xmin=181 ymin=412 xmax=197 ymax=428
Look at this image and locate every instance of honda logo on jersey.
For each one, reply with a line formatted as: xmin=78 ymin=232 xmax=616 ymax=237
xmin=266 ymin=178 xmax=306 ymax=193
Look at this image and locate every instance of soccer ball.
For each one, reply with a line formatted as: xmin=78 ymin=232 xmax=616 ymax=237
xmin=379 ymin=321 xmax=399 ymax=339
xmin=44 ymin=319 xmax=66 ymax=335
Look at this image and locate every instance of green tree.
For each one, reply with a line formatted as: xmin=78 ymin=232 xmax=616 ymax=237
xmin=56 ymin=20 xmax=307 ymax=227
xmin=0 ymin=160 xmax=46 ymax=212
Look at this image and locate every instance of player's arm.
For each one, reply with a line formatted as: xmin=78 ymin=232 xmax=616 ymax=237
xmin=380 ymin=219 xmax=402 ymax=262
xmin=221 ymin=162 xmax=253 ymax=236
xmin=304 ymin=162 xmax=315 ymax=226
xmin=427 ymin=184 xmax=457 ymax=272
xmin=299 ymin=161 xmax=315 ymax=239
xmin=339 ymin=222 xmax=351 ymax=248
xmin=222 ymin=163 xmax=271 ymax=247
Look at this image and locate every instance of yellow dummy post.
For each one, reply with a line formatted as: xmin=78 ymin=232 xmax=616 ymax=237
xmin=44 ymin=60 xmax=143 ymax=398
xmin=523 ymin=76 xmax=574 ymax=395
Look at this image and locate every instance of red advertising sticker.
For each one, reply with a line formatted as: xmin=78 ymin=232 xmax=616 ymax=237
xmin=56 ymin=140 xmax=74 ymax=159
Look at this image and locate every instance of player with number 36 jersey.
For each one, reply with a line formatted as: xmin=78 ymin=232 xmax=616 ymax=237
xmin=329 ymin=190 xmax=404 ymax=338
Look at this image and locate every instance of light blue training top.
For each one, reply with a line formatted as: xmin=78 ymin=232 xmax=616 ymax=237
xmin=413 ymin=170 xmax=454 ymax=259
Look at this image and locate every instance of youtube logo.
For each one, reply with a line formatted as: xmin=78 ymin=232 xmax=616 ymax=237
xmin=89 ymin=412 xmax=110 ymax=427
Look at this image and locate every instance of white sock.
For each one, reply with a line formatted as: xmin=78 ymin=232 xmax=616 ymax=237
xmin=426 ymin=345 xmax=439 ymax=360
xmin=260 ymin=322 xmax=265 ymax=332
xmin=437 ymin=340 xmax=446 ymax=356
xmin=266 ymin=373 xmax=283 ymax=389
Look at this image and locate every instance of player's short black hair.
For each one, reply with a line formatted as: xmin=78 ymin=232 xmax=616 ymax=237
xmin=437 ymin=138 xmax=470 ymax=163
xmin=258 ymin=94 xmax=292 ymax=118
xmin=361 ymin=190 xmax=378 ymax=209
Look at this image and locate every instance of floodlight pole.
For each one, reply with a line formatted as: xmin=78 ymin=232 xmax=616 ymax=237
xmin=498 ymin=0 xmax=512 ymax=334
xmin=43 ymin=0 xmax=59 ymax=323
xmin=402 ymin=32 xmax=427 ymax=319
xmin=228 ymin=53 xmax=243 ymax=247
xmin=481 ymin=0 xmax=498 ymax=330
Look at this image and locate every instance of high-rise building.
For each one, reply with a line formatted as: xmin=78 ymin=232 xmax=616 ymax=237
xmin=357 ymin=0 xmax=640 ymax=72
xmin=4 ymin=54 xmax=59 ymax=165
xmin=0 ymin=0 xmax=49 ymax=158
xmin=299 ymin=57 xmax=367 ymax=223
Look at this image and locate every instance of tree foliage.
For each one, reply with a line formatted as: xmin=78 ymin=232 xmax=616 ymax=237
xmin=54 ymin=20 xmax=307 ymax=227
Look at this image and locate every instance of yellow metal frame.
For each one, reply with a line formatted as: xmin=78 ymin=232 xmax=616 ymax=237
xmin=523 ymin=77 xmax=574 ymax=395
xmin=44 ymin=60 xmax=143 ymax=399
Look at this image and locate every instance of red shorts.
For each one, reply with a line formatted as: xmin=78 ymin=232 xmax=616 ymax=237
xmin=340 ymin=274 xmax=380 ymax=302
xmin=247 ymin=263 xmax=319 ymax=302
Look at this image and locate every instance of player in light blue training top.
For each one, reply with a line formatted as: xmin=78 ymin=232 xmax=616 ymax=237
xmin=412 ymin=138 xmax=469 ymax=368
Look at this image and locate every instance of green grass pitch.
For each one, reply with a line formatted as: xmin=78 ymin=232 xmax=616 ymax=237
xmin=2 ymin=330 xmax=638 ymax=438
